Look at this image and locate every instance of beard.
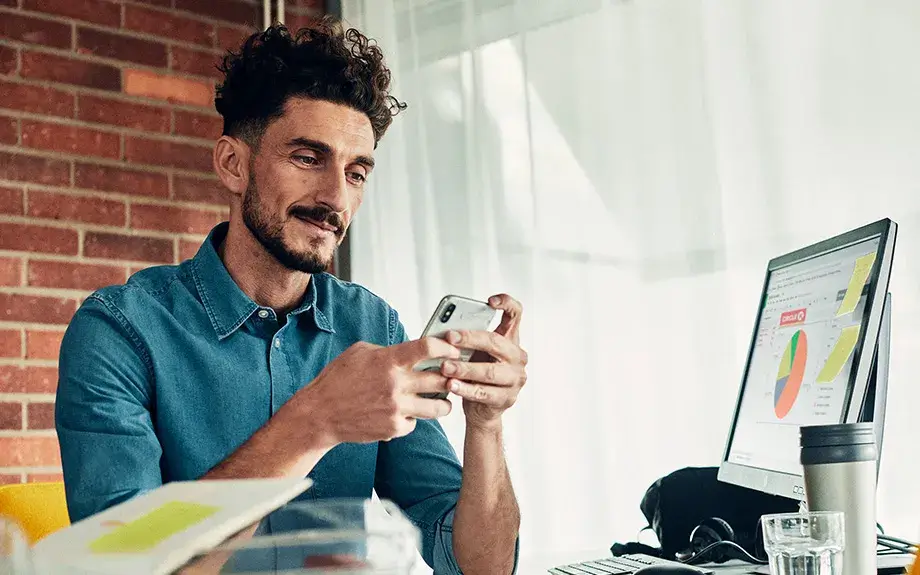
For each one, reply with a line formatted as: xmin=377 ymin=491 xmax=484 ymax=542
xmin=241 ymin=178 xmax=345 ymax=274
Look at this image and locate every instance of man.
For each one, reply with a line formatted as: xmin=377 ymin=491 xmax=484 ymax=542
xmin=56 ymin=19 xmax=525 ymax=575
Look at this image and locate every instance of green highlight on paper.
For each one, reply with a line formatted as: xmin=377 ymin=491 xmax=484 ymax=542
xmin=89 ymin=501 xmax=220 ymax=554
xmin=836 ymin=253 xmax=876 ymax=317
xmin=816 ymin=325 xmax=861 ymax=384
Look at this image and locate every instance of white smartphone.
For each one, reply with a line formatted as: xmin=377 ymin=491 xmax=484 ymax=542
xmin=414 ymin=295 xmax=498 ymax=400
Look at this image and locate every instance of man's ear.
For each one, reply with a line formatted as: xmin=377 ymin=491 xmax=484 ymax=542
xmin=213 ymin=136 xmax=251 ymax=198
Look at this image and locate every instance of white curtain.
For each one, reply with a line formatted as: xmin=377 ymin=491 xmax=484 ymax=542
xmin=342 ymin=0 xmax=920 ymax=569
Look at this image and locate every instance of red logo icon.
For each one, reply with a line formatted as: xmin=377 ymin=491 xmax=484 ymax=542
xmin=780 ymin=308 xmax=807 ymax=327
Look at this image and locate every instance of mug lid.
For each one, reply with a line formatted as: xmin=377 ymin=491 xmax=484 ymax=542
xmin=800 ymin=422 xmax=876 ymax=448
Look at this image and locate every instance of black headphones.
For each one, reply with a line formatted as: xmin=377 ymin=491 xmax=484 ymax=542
xmin=676 ymin=517 xmax=767 ymax=566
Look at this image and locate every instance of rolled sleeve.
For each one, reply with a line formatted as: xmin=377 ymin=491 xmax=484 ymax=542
xmin=56 ymin=295 xmax=163 ymax=523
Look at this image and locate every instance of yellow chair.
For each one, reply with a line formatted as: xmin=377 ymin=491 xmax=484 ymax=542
xmin=0 ymin=481 xmax=70 ymax=544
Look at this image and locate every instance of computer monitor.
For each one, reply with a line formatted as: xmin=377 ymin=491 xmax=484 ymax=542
xmin=718 ymin=218 xmax=897 ymax=501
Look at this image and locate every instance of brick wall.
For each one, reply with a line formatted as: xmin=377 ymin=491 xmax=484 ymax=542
xmin=0 ymin=0 xmax=325 ymax=484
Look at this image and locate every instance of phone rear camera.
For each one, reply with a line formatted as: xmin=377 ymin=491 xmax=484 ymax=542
xmin=439 ymin=303 xmax=456 ymax=323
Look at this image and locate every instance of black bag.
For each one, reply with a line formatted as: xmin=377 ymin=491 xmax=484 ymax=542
xmin=611 ymin=466 xmax=799 ymax=562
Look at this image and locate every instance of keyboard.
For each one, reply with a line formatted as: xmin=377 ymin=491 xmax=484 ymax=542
xmin=549 ymin=553 xmax=713 ymax=574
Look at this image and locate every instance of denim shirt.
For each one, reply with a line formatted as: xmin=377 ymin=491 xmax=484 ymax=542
xmin=56 ymin=222 xmax=478 ymax=573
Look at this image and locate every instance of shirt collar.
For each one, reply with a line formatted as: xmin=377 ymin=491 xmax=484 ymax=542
xmin=191 ymin=222 xmax=335 ymax=340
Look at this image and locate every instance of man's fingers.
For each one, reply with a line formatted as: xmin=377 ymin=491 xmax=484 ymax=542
xmin=401 ymin=395 xmax=452 ymax=419
xmin=447 ymin=379 xmax=516 ymax=408
xmin=393 ymin=337 xmax=461 ymax=367
xmin=407 ymin=370 xmax=451 ymax=394
xmin=488 ymin=293 xmax=523 ymax=340
xmin=440 ymin=361 xmax=525 ymax=387
xmin=446 ymin=329 xmax=523 ymax=364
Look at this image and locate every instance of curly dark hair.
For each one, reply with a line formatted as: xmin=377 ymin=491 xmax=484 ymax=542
xmin=215 ymin=18 xmax=406 ymax=147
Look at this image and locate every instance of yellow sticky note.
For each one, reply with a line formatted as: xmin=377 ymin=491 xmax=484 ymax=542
xmin=816 ymin=325 xmax=861 ymax=384
xmin=89 ymin=501 xmax=220 ymax=554
xmin=836 ymin=253 xmax=876 ymax=317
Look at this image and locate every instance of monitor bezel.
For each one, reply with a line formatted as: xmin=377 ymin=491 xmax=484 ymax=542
xmin=717 ymin=218 xmax=897 ymax=500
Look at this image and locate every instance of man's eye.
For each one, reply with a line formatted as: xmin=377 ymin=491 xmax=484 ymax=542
xmin=294 ymin=155 xmax=318 ymax=165
xmin=348 ymin=172 xmax=367 ymax=183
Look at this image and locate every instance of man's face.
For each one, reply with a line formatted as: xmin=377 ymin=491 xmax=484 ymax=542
xmin=242 ymin=98 xmax=375 ymax=273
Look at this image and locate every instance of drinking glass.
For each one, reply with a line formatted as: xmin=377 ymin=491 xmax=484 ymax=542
xmin=761 ymin=511 xmax=845 ymax=575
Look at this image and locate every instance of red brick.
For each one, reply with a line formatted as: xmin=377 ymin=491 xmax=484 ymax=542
xmin=24 ymin=0 xmax=121 ymax=27
xmin=0 ymin=402 xmax=22 ymax=430
xmin=77 ymin=28 xmax=168 ymax=69
xmin=124 ymin=136 xmax=213 ymax=172
xmin=28 ymin=260 xmax=125 ymax=291
xmin=0 ymin=12 xmax=71 ymax=49
xmin=0 ymin=474 xmax=21 ymax=485
xmin=0 ymin=256 xmax=21 ymax=286
xmin=25 ymin=330 xmax=64 ymax=360
xmin=0 ymin=80 xmax=75 ymax=118
xmin=0 ymin=223 xmax=78 ymax=255
xmin=0 ymin=366 xmax=59 ymax=393
xmin=176 ymin=0 xmax=259 ymax=27
xmin=0 ymin=437 xmax=61 ymax=467
xmin=0 ymin=45 xmax=17 ymax=75
xmin=133 ymin=0 xmax=171 ymax=7
xmin=78 ymin=95 xmax=170 ymax=133
xmin=28 ymin=190 xmax=126 ymax=226
xmin=0 ymin=152 xmax=70 ymax=186
xmin=131 ymin=203 xmax=220 ymax=234
xmin=0 ymin=329 xmax=21 ymax=358
xmin=27 ymin=472 xmax=63 ymax=483
xmin=216 ymin=25 xmax=255 ymax=50
xmin=0 ymin=293 xmax=76 ymax=324
xmin=84 ymin=232 xmax=173 ymax=263
xmin=170 ymin=46 xmax=223 ymax=80
xmin=174 ymin=110 xmax=222 ymax=141
xmin=21 ymin=120 xmax=120 ymax=160
xmin=0 ymin=187 xmax=23 ymax=215
xmin=21 ymin=51 xmax=120 ymax=92
xmin=0 ymin=0 xmax=15 ymax=6
xmin=26 ymin=402 xmax=55 ymax=430
xmin=75 ymin=163 xmax=169 ymax=199
xmin=125 ymin=5 xmax=215 ymax=47
xmin=123 ymin=69 xmax=212 ymax=107
xmin=178 ymin=238 xmax=201 ymax=261
xmin=172 ymin=174 xmax=226 ymax=204
xmin=0 ymin=115 xmax=16 ymax=145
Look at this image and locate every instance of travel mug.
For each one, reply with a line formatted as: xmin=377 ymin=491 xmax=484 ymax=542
xmin=800 ymin=422 xmax=878 ymax=575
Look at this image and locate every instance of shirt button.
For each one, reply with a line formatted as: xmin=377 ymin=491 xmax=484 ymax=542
xmin=258 ymin=309 xmax=269 ymax=319
xmin=274 ymin=338 xmax=281 ymax=349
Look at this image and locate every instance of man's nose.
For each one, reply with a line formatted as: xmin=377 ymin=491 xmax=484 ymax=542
xmin=313 ymin=168 xmax=350 ymax=213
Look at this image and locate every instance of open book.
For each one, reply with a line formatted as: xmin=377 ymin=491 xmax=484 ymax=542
xmin=31 ymin=478 xmax=313 ymax=575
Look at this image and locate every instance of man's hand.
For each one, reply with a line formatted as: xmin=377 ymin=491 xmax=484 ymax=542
xmin=439 ymin=293 xmax=527 ymax=431
xmin=282 ymin=337 xmax=462 ymax=445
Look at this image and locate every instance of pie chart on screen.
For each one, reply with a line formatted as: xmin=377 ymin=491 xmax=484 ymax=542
xmin=775 ymin=330 xmax=808 ymax=419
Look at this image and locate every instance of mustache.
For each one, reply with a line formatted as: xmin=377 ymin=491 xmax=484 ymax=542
xmin=289 ymin=205 xmax=345 ymax=235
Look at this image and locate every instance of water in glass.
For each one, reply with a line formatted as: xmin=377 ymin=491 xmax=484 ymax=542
xmin=767 ymin=540 xmax=843 ymax=575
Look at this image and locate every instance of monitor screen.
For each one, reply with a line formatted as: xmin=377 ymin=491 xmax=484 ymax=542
xmin=725 ymin=236 xmax=882 ymax=478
